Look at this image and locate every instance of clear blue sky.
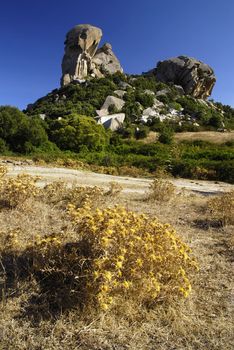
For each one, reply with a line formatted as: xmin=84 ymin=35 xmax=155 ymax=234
xmin=0 ymin=0 xmax=233 ymax=109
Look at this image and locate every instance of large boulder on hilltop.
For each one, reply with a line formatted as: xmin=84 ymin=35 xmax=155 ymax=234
xmin=154 ymin=56 xmax=216 ymax=99
xmin=61 ymin=24 xmax=103 ymax=85
xmin=61 ymin=24 xmax=123 ymax=86
xmin=92 ymin=43 xmax=123 ymax=75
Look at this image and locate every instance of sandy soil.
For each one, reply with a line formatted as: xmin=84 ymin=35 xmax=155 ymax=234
xmin=4 ymin=163 xmax=234 ymax=195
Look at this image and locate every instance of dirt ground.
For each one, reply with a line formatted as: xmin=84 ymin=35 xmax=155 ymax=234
xmin=4 ymin=163 xmax=234 ymax=195
xmin=0 ymin=161 xmax=233 ymax=350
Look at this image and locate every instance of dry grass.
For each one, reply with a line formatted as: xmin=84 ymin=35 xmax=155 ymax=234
xmin=174 ymin=131 xmax=234 ymax=144
xmin=0 ymin=172 xmax=233 ymax=349
xmin=146 ymin=178 xmax=175 ymax=202
xmin=105 ymin=181 xmax=123 ymax=196
xmin=141 ymin=131 xmax=234 ymax=144
xmin=208 ymin=190 xmax=234 ymax=226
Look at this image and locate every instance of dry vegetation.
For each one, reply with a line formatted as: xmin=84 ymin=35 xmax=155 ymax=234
xmin=146 ymin=179 xmax=175 ymax=202
xmin=0 ymin=165 xmax=233 ymax=350
xmin=174 ymin=131 xmax=234 ymax=143
xmin=142 ymin=130 xmax=234 ymax=144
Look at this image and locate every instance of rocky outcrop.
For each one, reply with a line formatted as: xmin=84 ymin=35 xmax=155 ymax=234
xmin=61 ymin=24 xmax=123 ymax=86
xmin=96 ymin=95 xmax=125 ymax=116
xmin=154 ymin=56 xmax=216 ymax=99
xmin=92 ymin=43 xmax=123 ymax=75
xmin=114 ymin=90 xmax=126 ymax=98
xmin=96 ymin=113 xmax=125 ymax=131
xmin=61 ymin=24 xmax=102 ymax=85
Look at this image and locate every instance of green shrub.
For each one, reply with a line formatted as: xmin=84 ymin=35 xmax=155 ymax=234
xmin=0 ymin=138 xmax=8 ymax=152
xmin=27 ymin=78 xmax=118 ymax=118
xmin=135 ymin=126 xmax=150 ymax=139
xmin=158 ymin=127 xmax=174 ymax=144
xmin=108 ymin=104 xmax=119 ymax=114
xmin=49 ymin=114 xmax=109 ymax=152
xmin=0 ymin=106 xmax=48 ymax=153
xmin=135 ymin=91 xmax=154 ymax=108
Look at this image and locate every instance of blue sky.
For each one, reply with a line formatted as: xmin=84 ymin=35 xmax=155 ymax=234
xmin=0 ymin=0 xmax=233 ymax=109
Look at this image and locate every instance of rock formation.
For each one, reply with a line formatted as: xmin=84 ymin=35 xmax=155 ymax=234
xmin=154 ymin=56 xmax=216 ymax=99
xmin=96 ymin=95 xmax=125 ymax=116
xmin=92 ymin=43 xmax=123 ymax=75
xmin=61 ymin=24 xmax=123 ymax=86
xmin=96 ymin=113 xmax=125 ymax=131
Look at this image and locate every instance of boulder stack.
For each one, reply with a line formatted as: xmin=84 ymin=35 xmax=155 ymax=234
xmin=61 ymin=24 xmax=123 ymax=86
xmin=154 ymin=56 xmax=216 ymax=99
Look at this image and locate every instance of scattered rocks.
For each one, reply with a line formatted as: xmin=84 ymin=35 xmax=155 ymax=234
xmin=114 ymin=90 xmax=126 ymax=98
xmin=0 ymin=159 xmax=34 ymax=166
xmin=144 ymin=89 xmax=155 ymax=96
xmin=118 ymin=81 xmax=132 ymax=90
xmin=96 ymin=113 xmax=125 ymax=131
xmin=96 ymin=95 xmax=125 ymax=116
xmin=174 ymin=85 xmax=185 ymax=95
xmin=155 ymin=88 xmax=171 ymax=97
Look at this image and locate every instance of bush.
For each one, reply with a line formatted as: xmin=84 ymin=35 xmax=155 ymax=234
xmin=0 ymin=165 xmax=7 ymax=178
xmin=147 ymin=179 xmax=175 ymax=202
xmin=26 ymin=77 xmax=118 ymax=118
xmin=65 ymin=205 xmax=198 ymax=309
xmin=208 ymin=190 xmax=234 ymax=226
xmin=40 ymin=182 xmax=105 ymax=209
xmin=0 ymin=106 xmax=48 ymax=153
xmin=135 ymin=91 xmax=154 ymax=108
xmin=176 ymin=96 xmax=224 ymax=128
xmin=0 ymin=169 xmax=40 ymax=208
xmin=158 ymin=126 xmax=174 ymax=144
xmin=0 ymin=195 xmax=198 ymax=314
xmin=49 ymin=114 xmax=109 ymax=152
xmin=135 ymin=125 xmax=150 ymax=139
xmin=0 ymin=138 xmax=8 ymax=153
xmin=105 ymin=182 xmax=123 ymax=196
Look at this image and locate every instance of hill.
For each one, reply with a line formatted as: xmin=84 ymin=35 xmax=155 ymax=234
xmin=1 ymin=24 xmax=234 ymax=183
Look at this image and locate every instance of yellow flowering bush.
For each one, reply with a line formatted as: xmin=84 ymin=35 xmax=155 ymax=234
xmin=0 ymin=168 xmax=40 ymax=208
xmin=0 ymin=181 xmax=198 ymax=312
xmin=67 ymin=205 xmax=198 ymax=310
xmin=1 ymin=205 xmax=197 ymax=312
xmin=0 ymin=165 xmax=197 ymax=313
xmin=0 ymin=165 xmax=7 ymax=178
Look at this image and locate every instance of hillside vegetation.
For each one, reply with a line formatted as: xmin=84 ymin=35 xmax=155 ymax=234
xmin=0 ymin=73 xmax=234 ymax=183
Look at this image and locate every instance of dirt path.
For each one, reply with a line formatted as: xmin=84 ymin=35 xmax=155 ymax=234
xmin=4 ymin=163 xmax=234 ymax=196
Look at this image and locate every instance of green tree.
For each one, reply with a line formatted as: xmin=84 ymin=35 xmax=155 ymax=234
xmin=49 ymin=114 xmax=109 ymax=152
xmin=0 ymin=106 xmax=48 ymax=153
